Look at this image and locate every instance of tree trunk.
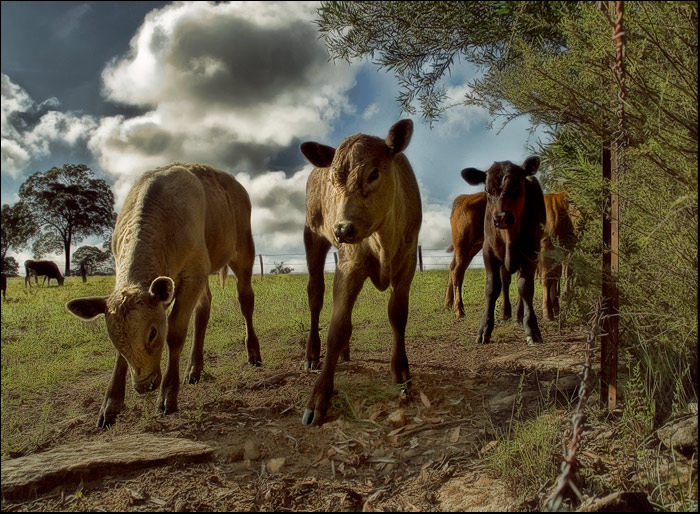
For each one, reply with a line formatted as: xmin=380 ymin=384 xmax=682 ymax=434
xmin=64 ymin=234 xmax=71 ymax=276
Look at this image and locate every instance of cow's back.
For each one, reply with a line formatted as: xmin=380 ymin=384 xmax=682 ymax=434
xmin=188 ymin=164 xmax=253 ymax=271
xmin=520 ymin=176 xmax=546 ymax=251
xmin=114 ymin=163 xmax=249 ymax=281
xmin=544 ymin=192 xmax=576 ymax=250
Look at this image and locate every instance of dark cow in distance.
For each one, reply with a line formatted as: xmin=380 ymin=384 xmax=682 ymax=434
xmin=25 ymin=260 xmax=64 ymax=287
xmin=539 ymin=192 xmax=577 ymax=320
xmin=462 ymin=157 xmax=546 ymax=346
xmin=299 ymin=119 xmax=421 ymax=426
xmin=1 ymin=273 xmax=6 ymax=300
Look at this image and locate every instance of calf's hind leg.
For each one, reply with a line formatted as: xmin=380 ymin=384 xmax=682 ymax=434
xmin=184 ymin=283 xmax=212 ymax=384
xmin=304 ymin=226 xmax=331 ymax=370
xmin=229 ymin=251 xmax=262 ymax=367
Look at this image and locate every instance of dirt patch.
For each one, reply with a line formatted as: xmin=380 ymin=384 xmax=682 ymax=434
xmin=1 ymin=321 xmax=592 ymax=511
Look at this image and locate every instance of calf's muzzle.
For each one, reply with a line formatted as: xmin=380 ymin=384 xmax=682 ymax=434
xmin=333 ymin=222 xmax=356 ymax=244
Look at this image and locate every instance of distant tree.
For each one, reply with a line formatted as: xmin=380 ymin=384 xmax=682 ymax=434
xmin=2 ymin=256 xmax=20 ymax=277
xmin=18 ymin=164 xmax=117 ymax=276
xmin=72 ymin=245 xmax=114 ymax=275
xmin=32 ymin=232 xmax=63 ymax=259
xmin=270 ymin=261 xmax=294 ymax=274
xmin=1 ymin=202 xmax=38 ymax=262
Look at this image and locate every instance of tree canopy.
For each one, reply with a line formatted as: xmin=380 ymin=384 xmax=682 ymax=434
xmin=1 ymin=202 xmax=38 ymax=264
xmin=18 ymin=164 xmax=117 ymax=275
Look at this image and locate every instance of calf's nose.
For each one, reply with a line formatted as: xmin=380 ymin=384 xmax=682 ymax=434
xmin=493 ymin=212 xmax=514 ymax=228
xmin=333 ymin=222 xmax=356 ymax=243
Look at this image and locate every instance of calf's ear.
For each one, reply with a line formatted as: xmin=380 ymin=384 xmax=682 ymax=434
xmin=523 ymin=156 xmax=540 ymax=176
xmin=300 ymin=142 xmax=336 ymax=168
xmin=386 ymin=119 xmax=413 ymax=154
xmin=150 ymin=276 xmax=175 ymax=305
xmin=66 ymin=296 xmax=108 ymax=320
xmin=461 ymin=168 xmax=486 ymax=185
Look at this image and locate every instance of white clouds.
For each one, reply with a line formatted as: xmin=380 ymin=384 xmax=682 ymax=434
xmin=236 ymin=167 xmax=311 ymax=254
xmin=93 ymin=1 xmax=358 ymax=204
xmin=1 ymin=138 xmax=30 ymax=178
xmin=1 ymin=73 xmax=97 ymax=179
xmin=433 ymin=83 xmax=490 ymax=139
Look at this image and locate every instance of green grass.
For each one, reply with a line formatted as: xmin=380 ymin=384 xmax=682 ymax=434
xmin=0 ymin=268 xmax=524 ymax=457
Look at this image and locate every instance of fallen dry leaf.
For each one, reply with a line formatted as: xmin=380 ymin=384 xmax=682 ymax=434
xmin=419 ymin=391 xmax=431 ymax=409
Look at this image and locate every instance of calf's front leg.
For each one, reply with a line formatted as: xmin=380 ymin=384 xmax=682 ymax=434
xmin=158 ymin=276 xmax=206 ymax=415
xmin=97 ymin=352 xmax=128 ymax=428
xmin=302 ymin=267 xmax=364 ymax=426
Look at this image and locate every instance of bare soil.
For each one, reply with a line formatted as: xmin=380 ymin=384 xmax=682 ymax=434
xmin=2 ymin=320 xmax=596 ymax=512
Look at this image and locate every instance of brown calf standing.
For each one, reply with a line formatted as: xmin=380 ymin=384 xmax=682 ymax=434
xmin=462 ymin=157 xmax=546 ymax=346
xmin=66 ymin=163 xmax=261 ymax=428
xmin=539 ymin=192 xmax=577 ymax=320
xmin=445 ymin=192 xmax=516 ymax=320
xmin=299 ymin=119 xmax=422 ymax=426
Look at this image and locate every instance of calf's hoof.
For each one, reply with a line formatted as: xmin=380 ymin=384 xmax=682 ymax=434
xmin=96 ymin=411 xmax=117 ymax=429
xmin=301 ymin=407 xmax=325 ymax=426
xmin=183 ymin=366 xmax=201 ymax=385
xmin=157 ymin=397 xmax=178 ymax=416
xmin=476 ymin=333 xmax=491 ymax=345
xmin=305 ymin=359 xmax=321 ymax=371
xmin=248 ymin=359 xmax=263 ymax=367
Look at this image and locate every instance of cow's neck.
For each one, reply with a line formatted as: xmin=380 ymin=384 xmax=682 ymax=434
xmin=114 ymin=228 xmax=170 ymax=290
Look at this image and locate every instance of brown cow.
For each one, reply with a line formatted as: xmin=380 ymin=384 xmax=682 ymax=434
xmin=1 ymin=272 xmax=6 ymax=300
xmin=24 ymin=260 xmax=64 ymax=287
xmin=462 ymin=157 xmax=546 ymax=346
xmin=445 ymin=192 xmax=515 ymax=320
xmin=299 ymin=119 xmax=421 ymax=426
xmin=539 ymin=192 xmax=577 ymax=320
xmin=66 ymin=163 xmax=261 ymax=428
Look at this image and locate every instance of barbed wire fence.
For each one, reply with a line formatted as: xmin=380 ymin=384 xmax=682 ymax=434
xmin=545 ymin=297 xmax=604 ymax=512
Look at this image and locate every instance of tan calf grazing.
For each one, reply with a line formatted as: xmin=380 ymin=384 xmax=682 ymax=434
xmin=539 ymin=192 xmax=577 ymax=320
xmin=299 ymin=119 xmax=422 ymax=426
xmin=66 ymin=163 xmax=261 ymax=428
xmin=444 ymin=192 xmax=514 ymax=320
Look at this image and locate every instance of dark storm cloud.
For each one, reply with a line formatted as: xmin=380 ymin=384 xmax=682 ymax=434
xmin=254 ymin=184 xmax=306 ymax=211
xmin=167 ymin=17 xmax=329 ymax=107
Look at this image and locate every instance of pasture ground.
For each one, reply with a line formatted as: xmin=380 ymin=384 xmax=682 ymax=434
xmin=1 ymin=271 xmax=696 ymax=511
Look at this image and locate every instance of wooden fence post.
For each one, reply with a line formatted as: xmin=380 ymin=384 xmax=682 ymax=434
xmin=601 ymin=145 xmax=619 ymax=412
xmin=259 ymin=254 xmax=264 ymax=279
xmin=333 ymin=252 xmax=338 ymax=270
xmin=418 ymin=245 xmax=423 ymax=272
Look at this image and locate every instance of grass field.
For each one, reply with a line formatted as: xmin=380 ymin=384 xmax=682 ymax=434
xmin=1 ymin=271 xmax=695 ymax=511
xmin=1 ymin=269 xmax=509 ymax=455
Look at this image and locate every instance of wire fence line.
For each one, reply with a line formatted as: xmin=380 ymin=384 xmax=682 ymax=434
xmin=243 ymin=246 xmax=485 ymax=276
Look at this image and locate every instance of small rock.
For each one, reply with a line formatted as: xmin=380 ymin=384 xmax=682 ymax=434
xmin=244 ymin=439 xmax=261 ymax=461
xmin=267 ymin=457 xmax=286 ymax=474
xmin=657 ymin=416 xmax=698 ymax=456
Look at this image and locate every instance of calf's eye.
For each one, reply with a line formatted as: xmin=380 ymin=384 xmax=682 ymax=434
xmin=148 ymin=327 xmax=157 ymax=343
xmin=368 ymin=169 xmax=379 ymax=183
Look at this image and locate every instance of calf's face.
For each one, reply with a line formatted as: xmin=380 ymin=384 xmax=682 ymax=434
xmin=301 ymin=119 xmax=413 ymax=245
xmin=66 ymin=276 xmax=175 ymax=394
xmin=462 ymin=157 xmax=540 ymax=229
